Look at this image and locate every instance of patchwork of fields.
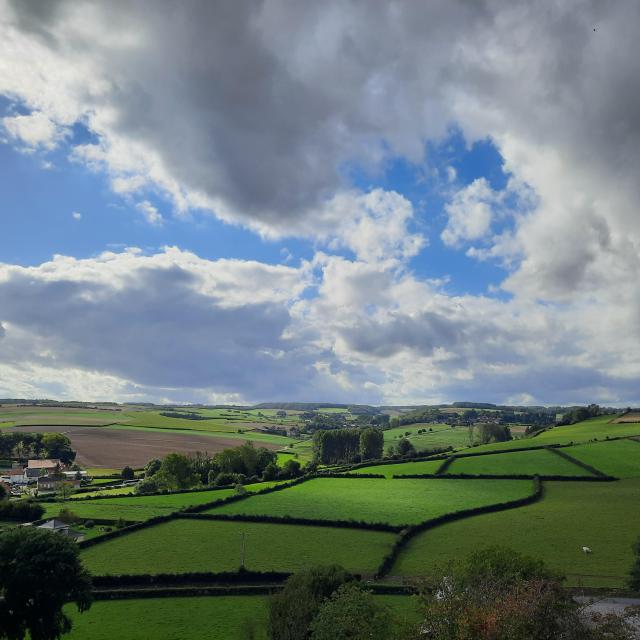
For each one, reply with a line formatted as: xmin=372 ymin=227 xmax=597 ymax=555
xmin=206 ymin=477 xmax=534 ymax=525
xmin=81 ymin=519 xmax=397 ymax=575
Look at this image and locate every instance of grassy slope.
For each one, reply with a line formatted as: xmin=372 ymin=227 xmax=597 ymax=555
xmin=63 ymin=594 xmax=419 ymax=640
xmin=63 ymin=596 xmax=268 ymax=640
xmin=447 ymin=448 xmax=589 ymax=476
xmin=207 ymin=477 xmax=533 ymax=526
xmin=384 ymin=423 xmax=470 ymax=450
xmin=352 ymin=459 xmax=443 ymax=478
xmin=81 ymin=519 xmax=396 ymax=575
xmin=43 ymin=489 xmax=236 ymax=521
xmin=392 ymin=479 xmax=640 ymax=587
xmin=564 ymin=439 xmax=640 ymax=478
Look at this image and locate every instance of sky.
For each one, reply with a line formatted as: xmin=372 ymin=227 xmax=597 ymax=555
xmin=0 ymin=1 xmax=639 ymax=406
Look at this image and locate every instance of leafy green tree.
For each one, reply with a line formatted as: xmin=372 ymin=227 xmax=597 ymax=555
xmin=397 ymin=437 xmax=416 ymax=457
xmin=155 ymin=453 xmax=199 ymax=490
xmin=41 ymin=433 xmax=75 ymax=465
xmin=121 ymin=466 xmax=135 ymax=480
xmin=144 ymin=458 xmax=162 ymax=477
xmin=262 ymin=462 xmax=279 ymax=481
xmin=268 ymin=565 xmax=353 ymax=640
xmin=309 ymin=583 xmax=393 ymax=640
xmin=279 ymin=459 xmax=301 ymax=479
xmin=0 ymin=527 xmax=92 ymax=640
xmin=359 ymin=428 xmax=383 ymax=460
xmin=415 ymin=546 xmax=637 ymax=640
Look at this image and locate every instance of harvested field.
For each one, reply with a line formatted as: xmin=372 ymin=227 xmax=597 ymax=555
xmin=6 ymin=425 xmax=280 ymax=468
xmin=613 ymin=411 xmax=640 ymax=423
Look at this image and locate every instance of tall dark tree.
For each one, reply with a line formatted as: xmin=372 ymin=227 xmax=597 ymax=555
xmin=268 ymin=565 xmax=352 ymax=640
xmin=0 ymin=527 xmax=92 ymax=640
xmin=359 ymin=428 xmax=383 ymax=460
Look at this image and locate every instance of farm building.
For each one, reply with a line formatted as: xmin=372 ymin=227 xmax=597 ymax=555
xmin=37 ymin=518 xmax=84 ymax=542
xmin=27 ymin=459 xmax=63 ymax=473
xmin=37 ymin=474 xmax=81 ymax=493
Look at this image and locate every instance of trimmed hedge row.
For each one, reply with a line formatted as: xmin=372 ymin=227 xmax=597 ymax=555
xmin=176 ymin=512 xmax=403 ymax=533
xmin=545 ymin=446 xmax=610 ymax=478
xmin=93 ymin=585 xmax=281 ymax=600
xmin=0 ymin=500 xmax=44 ymax=521
xmin=435 ymin=457 xmax=454 ymax=475
xmin=339 ymin=451 xmax=450 ymax=472
xmin=315 ymin=472 xmax=386 ymax=479
xmin=38 ymin=482 xmax=236 ymax=504
xmin=375 ymin=477 xmax=544 ymax=578
xmin=78 ymin=475 xmax=314 ymax=549
xmin=392 ymin=472 xmax=616 ymax=482
xmin=92 ymin=569 xmax=291 ymax=588
xmin=78 ymin=513 xmax=175 ymax=549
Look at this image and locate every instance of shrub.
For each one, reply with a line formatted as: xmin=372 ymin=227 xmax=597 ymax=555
xmin=121 ymin=466 xmax=135 ymax=480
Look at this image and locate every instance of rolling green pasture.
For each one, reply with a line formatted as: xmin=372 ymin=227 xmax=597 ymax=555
xmin=71 ymin=485 xmax=136 ymax=498
xmin=447 ymin=448 xmax=588 ymax=476
xmin=42 ymin=489 xmax=236 ymax=521
xmin=63 ymin=596 xmax=268 ymax=640
xmin=81 ymin=519 xmax=396 ymax=575
xmin=564 ymin=439 xmax=640 ymax=478
xmin=384 ymin=423 xmax=471 ymax=451
xmin=464 ymin=415 xmax=639 ymax=455
xmin=62 ymin=594 xmax=419 ymax=640
xmin=353 ymin=459 xmax=443 ymax=477
xmin=207 ymin=477 xmax=533 ymax=526
xmin=393 ymin=479 xmax=640 ymax=587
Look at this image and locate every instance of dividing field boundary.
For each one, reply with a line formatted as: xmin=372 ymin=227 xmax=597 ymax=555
xmin=175 ymin=511 xmax=404 ymax=533
xmin=375 ymin=477 xmax=544 ymax=578
xmin=545 ymin=446 xmax=610 ymax=478
xmin=392 ymin=472 xmax=616 ymax=482
xmin=78 ymin=475 xmax=314 ymax=549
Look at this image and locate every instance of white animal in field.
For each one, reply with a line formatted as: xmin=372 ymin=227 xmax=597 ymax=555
xmin=582 ymin=546 xmax=592 ymax=554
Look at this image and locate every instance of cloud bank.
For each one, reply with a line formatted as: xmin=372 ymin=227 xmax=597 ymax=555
xmin=1 ymin=0 xmax=639 ymax=404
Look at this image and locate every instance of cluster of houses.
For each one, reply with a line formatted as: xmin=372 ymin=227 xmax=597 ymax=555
xmin=0 ymin=458 xmax=87 ymax=496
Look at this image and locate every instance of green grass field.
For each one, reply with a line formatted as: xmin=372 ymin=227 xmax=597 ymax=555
xmin=384 ymin=423 xmax=471 ymax=451
xmin=353 ymin=459 xmax=443 ymax=477
xmin=71 ymin=485 xmax=136 ymax=498
xmin=81 ymin=519 xmax=396 ymax=575
xmin=62 ymin=594 xmax=420 ymax=640
xmin=446 ymin=448 xmax=588 ymax=476
xmin=392 ymin=479 xmax=640 ymax=587
xmin=564 ymin=439 xmax=640 ymax=478
xmin=63 ymin=596 xmax=268 ymax=640
xmin=206 ymin=477 xmax=534 ymax=526
xmin=42 ymin=489 xmax=237 ymax=521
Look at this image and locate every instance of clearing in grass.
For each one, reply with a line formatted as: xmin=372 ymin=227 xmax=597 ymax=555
xmin=206 ymin=477 xmax=533 ymax=526
xmin=81 ymin=519 xmax=396 ymax=575
xmin=392 ymin=479 xmax=640 ymax=588
xmin=446 ymin=448 xmax=589 ymax=476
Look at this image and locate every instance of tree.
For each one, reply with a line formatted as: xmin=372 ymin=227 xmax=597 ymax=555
xmin=0 ymin=483 xmax=6 ymax=500
xmin=397 ymin=437 xmax=416 ymax=457
xmin=41 ymin=433 xmax=75 ymax=465
xmin=630 ymin=536 xmax=640 ymax=590
xmin=0 ymin=527 xmax=92 ymax=640
xmin=414 ymin=546 xmax=637 ymax=640
xmin=279 ymin=459 xmax=301 ymax=479
xmin=309 ymin=583 xmax=393 ymax=640
xmin=359 ymin=428 xmax=383 ymax=460
xmin=144 ymin=458 xmax=162 ymax=478
xmin=121 ymin=466 xmax=135 ymax=480
xmin=155 ymin=453 xmax=199 ymax=490
xmin=268 ymin=565 xmax=353 ymax=640
xmin=262 ymin=462 xmax=279 ymax=481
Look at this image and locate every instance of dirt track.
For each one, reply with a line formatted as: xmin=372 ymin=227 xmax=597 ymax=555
xmin=6 ymin=425 xmax=280 ymax=469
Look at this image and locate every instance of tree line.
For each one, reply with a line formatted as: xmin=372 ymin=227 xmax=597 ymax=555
xmin=136 ymin=442 xmax=303 ymax=494
xmin=312 ymin=428 xmax=383 ymax=464
xmin=0 ymin=432 xmax=76 ymax=465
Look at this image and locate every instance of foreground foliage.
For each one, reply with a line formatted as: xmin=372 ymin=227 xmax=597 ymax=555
xmin=0 ymin=527 xmax=92 ymax=640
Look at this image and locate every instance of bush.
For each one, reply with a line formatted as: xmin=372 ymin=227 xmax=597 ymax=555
xmin=121 ymin=466 xmax=135 ymax=480
xmin=0 ymin=500 xmax=44 ymax=522
xmin=84 ymin=520 xmax=95 ymax=529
